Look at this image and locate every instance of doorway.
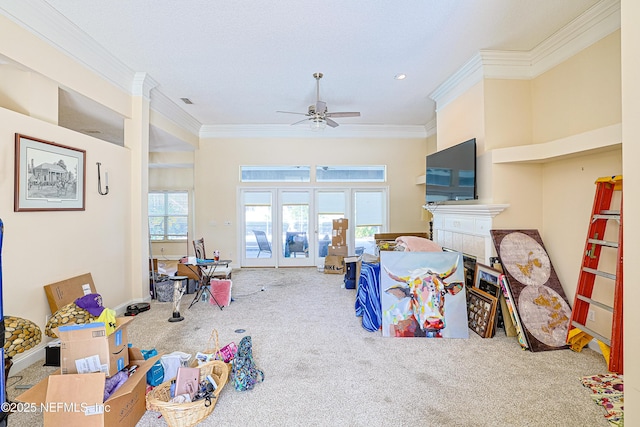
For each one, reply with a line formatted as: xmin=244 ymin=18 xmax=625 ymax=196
xmin=240 ymin=188 xmax=386 ymax=267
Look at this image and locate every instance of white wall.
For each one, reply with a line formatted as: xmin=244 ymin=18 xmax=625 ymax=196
xmin=621 ymin=0 xmax=639 ymax=422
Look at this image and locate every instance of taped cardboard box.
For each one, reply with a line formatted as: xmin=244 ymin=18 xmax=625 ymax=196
xmin=44 ymin=273 xmax=97 ymax=314
xmin=16 ymin=347 xmax=159 ymax=427
xmin=328 ymin=245 xmax=348 ymax=258
xmin=331 ymin=229 xmax=346 ymax=246
xmin=332 ymin=218 xmax=349 ymax=230
xmin=58 ymin=317 xmax=133 ymax=377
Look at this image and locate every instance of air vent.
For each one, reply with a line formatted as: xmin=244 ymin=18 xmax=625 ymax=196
xmin=180 ymin=98 xmax=193 ymax=104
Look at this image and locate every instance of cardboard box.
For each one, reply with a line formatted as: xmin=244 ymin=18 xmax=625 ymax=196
xmin=44 ymin=273 xmax=97 ymax=314
xmin=16 ymin=347 xmax=159 ymax=427
xmin=331 ymin=229 xmax=346 ymax=246
xmin=332 ymin=218 xmax=349 ymax=230
xmin=328 ymin=245 xmax=348 ymax=257
xmin=58 ymin=317 xmax=133 ymax=377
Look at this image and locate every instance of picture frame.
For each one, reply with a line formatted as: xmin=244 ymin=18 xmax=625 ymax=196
xmin=473 ymin=263 xmax=501 ymax=299
xmin=467 ymin=287 xmax=498 ymax=338
xmin=14 ymin=134 xmax=86 ymax=212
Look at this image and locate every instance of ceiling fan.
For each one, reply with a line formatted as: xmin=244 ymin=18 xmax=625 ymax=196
xmin=277 ymin=72 xmax=360 ymax=129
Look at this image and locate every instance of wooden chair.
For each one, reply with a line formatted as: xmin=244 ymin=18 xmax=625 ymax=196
xmin=193 ymin=237 xmax=208 ymax=260
xmin=252 ymin=230 xmax=272 ymax=258
xmin=192 ymin=237 xmax=232 ymax=279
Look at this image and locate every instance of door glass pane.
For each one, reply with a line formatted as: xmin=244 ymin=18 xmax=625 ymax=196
xmin=316 ymin=191 xmax=346 ymax=258
xmin=282 ymin=192 xmax=309 ymax=258
xmin=355 ymin=191 xmax=384 ymax=255
xmin=244 ymin=192 xmax=273 ymax=259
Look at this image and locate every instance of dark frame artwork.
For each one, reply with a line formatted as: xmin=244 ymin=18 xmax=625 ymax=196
xmin=14 ymin=134 xmax=86 ymax=212
xmin=473 ymin=263 xmax=501 ymax=299
xmin=490 ymin=229 xmax=572 ymax=352
xmin=467 ymin=287 xmax=498 ymax=338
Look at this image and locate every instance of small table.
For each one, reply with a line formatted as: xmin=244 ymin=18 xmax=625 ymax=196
xmin=168 ymin=275 xmax=188 ymax=322
xmin=187 ymin=259 xmax=232 ymax=310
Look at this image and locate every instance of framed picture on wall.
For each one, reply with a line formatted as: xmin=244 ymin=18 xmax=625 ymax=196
xmin=14 ymin=134 xmax=86 ymax=211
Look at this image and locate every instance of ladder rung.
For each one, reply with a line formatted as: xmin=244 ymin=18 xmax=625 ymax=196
xmin=601 ymin=210 xmax=620 ymax=215
xmin=586 ymin=238 xmax=618 ymax=248
xmin=571 ymin=321 xmax=611 ymax=347
xmin=592 ymin=213 xmax=620 ymax=221
xmin=576 ymin=295 xmax=613 ymax=312
xmin=582 ymin=267 xmax=616 ymax=281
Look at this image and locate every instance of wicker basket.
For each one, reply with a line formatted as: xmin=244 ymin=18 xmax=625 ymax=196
xmin=146 ymin=360 xmax=228 ymax=427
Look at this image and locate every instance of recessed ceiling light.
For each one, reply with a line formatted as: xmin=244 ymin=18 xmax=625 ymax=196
xmin=180 ymin=98 xmax=193 ymax=104
xmin=394 ymin=74 xmax=407 ymax=80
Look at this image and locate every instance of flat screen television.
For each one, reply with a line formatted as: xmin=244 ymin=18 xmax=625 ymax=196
xmin=425 ymin=138 xmax=477 ymax=203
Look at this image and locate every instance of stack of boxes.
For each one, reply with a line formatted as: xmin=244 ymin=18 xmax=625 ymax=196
xmin=17 ymin=273 xmax=160 ymax=426
xmin=324 ymin=218 xmax=349 ymax=274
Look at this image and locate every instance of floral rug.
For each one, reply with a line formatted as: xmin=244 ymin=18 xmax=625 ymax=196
xmin=581 ymin=374 xmax=624 ymax=426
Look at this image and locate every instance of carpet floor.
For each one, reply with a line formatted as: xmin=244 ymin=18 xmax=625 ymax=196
xmin=7 ymin=267 xmax=612 ymax=426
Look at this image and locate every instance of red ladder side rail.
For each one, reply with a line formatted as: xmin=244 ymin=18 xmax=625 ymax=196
xmin=569 ymin=178 xmax=616 ymax=328
xmin=609 ymin=193 xmax=623 ymax=373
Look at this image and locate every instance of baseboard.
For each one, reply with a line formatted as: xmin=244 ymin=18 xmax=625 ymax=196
xmin=8 ymin=343 xmax=47 ymax=375
xmin=113 ymin=295 xmax=152 ymax=316
xmin=153 ymin=255 xmax=183 ymax=261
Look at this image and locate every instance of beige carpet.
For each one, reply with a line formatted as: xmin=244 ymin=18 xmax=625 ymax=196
xmin=7 ymin=267 xmax=610 ymax=426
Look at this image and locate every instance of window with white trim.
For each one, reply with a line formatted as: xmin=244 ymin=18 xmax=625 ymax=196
xmin=149 ymin=191 xmax=188 ymax=241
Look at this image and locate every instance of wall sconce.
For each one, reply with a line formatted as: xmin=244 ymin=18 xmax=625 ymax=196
xmin=97 ymin=162 xmax=109 ymax=195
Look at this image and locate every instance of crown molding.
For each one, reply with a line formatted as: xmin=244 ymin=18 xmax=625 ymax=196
xmin=429 ymin=53 xmax=484 ymax=112
xmin=0 ymin=1 xmax=134 ymax=93
xmin=430 ymin=0 xmax=620 ymax=110
xmin=132 ymin=72 xmax=158 ymax=99
xmin=199 ymin=124 xmax=428 ymax=139
xmin=530 ymin=0 xmax=620 ymax=77
xmin=425 ymin=118 xmax=437 ymax=137
xmin=150 ymin=90 xmax=202 ymax=136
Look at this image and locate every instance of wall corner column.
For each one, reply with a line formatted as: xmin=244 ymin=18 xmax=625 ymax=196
xmin=126 ymin=72 xmax=157 ymax=300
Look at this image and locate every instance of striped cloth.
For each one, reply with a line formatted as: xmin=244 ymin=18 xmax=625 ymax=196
xmin=355 ymin=262 xmax=381 ymax=332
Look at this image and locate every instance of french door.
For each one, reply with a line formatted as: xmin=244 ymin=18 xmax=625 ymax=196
xmin=241 ymin=189 xmax=315 ymax=267
xmin=240 ymin=188 xmax=386 ymax=267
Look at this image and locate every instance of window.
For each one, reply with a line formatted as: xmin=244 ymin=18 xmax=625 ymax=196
xmin=149 ymin=191 xmax=188 ymax=241
xmin=241 ymin=166 xmax=310 ymax=182
xmin=316 ymin=165 xmax=386 ymax=182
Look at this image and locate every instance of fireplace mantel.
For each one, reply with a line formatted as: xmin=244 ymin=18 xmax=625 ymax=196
xmin=423 ymin=203 xmax=509 ymax=264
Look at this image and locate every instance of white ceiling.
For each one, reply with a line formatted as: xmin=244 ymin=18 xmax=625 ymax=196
xmin=0 ymin=0 xmax=614 ymax=151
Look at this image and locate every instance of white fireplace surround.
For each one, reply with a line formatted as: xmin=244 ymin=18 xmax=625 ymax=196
xmin=424 ymin=203 xmax=509 ymax=264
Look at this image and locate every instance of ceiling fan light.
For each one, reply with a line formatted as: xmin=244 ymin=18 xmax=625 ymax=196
xmin=310 ymin=119 xmax=326 ymax=131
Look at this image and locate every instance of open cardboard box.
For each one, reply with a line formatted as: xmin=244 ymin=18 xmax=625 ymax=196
xmin=44 ymin=273 xmax=98 ymax=314
xmin=16 ymin=347 xmax=160 ymax=427
xmin=58 ymin=317 xmax=133 ymax=377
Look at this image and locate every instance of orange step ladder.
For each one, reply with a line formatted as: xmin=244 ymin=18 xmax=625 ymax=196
xmin=567 ymin=175 xmax=623 ymax=373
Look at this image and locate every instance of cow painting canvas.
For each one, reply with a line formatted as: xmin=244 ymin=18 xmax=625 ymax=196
xmin=380 ymin=251 xmax=469 ymax=338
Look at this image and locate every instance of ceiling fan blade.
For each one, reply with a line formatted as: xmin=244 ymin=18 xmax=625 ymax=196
xmin=325 ymin=112 xmax=360 ymax=118
xmin=325 ymin=117 xmax=339 ymax=128
xmin=277 ymin=110 xmax=308 ymax=116
xmin=291 ymin=117 xmax=311 ymax=126
xmin=315 ymin=101 xmax=326 ymax=114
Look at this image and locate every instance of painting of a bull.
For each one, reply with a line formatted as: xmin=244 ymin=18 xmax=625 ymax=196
xmin=380 ymin=251 xmax=468 ymax=338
